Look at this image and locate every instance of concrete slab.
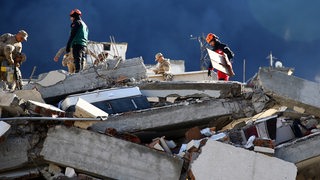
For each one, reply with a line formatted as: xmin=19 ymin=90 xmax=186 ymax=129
xmin=147 ymin=70 xmax=214 ymax=81
xmin=40 ymin=126 xmax=183 ymax=180
xmin=138 ymin=81 xmax=242 ymax=98
xmin=256 ymin=67 xmax=320 ymax=117
xmin=0 ymin=136 xmax=30 ymax=172
xmin=36 ymin=70 xmax=67 ymax=87
xmin=0 ymin=91 xmax=25 ymax=117
xmin=90 ymin=99 xmax=249 ymax=134
xmin=13 ymin=89 xmax=45 ymax=103
xmin=191 ymin=140 xmax=297 ymax=180
xmin=23 ymin=57 xmax=147 ymax=103
xmin=275 ymin=132 xmax=320 ymax=164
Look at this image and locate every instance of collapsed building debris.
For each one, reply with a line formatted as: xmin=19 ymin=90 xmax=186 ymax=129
xmin=40 ymin=125 xmax=183 ymax=180
xmin=1 ymin=64 xmax=320 ymax=179
xmin=23 ymin=57 xmax=147 ymax=103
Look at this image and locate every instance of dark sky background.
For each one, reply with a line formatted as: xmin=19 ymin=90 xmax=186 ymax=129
xmin=1 ymin=0 xmax=320 ymax=83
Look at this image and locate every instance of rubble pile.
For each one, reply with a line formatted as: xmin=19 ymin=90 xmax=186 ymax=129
xmin=1 ymin=64 xmax=320 ymax=179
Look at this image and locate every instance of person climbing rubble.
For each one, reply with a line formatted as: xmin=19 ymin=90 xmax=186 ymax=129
xmin=206 ymin=33 xmax=235 ymax=81
xmin=153 ymin=52 xmax=173 ymax=81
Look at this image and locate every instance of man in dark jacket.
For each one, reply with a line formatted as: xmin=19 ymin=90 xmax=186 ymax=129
xmin=66 ymin=9 xmax=89 ymax=73
xmin=206 ymin=33 xmax=235 ymax=81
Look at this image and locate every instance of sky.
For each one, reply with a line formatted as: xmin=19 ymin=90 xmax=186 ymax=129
xmin=1 ymin=0 xmax=320 ymax=83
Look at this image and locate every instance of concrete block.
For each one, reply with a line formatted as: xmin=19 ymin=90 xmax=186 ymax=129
xmin=0 ymin=136 xmax=30 ymax=171
xmin=14 ymin=89 xmax=45 ymax=103
xmin=191 ymin=140 xmax=297 ymax=180
xmin=256 ymin=67 xmax=320 ymax=117
xmin=40 ymin=126 xmax=183 ymax=180
xmin=275 ymin=133 xmax=320 ymax=164
xmin=0 ymin=91 xmax=25 ymax=116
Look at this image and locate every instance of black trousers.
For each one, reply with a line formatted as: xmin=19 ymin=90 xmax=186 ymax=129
xmin=72 ymin=44 xmax=87 ymax=73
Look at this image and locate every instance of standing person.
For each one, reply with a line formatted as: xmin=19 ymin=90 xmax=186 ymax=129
xmin=206 ymin=33 xmax=235 ymax=81
xmin=66 ymin=9 xmax=88 ymax=73
xmin=153 ymin=52 xmax=173 ymax=81
xmin=0 ymin=30 xmax=28 ymax=65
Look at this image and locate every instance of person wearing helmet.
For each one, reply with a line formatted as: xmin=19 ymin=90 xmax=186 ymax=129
xmin=153 ymin=52 xmax=173 ymax=81
xmin=206 ymin=33 xmax=235 ymax=81
xmin=66 ymin=8 xmax=89 ymax=73
xmin=0 ymin=30 xmax=28 ymax=65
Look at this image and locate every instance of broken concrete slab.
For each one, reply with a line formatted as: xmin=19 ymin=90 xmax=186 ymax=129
xmin=90 ymin=99 xmax=251 ymax=135
xmin=0 ymin=136 xmax=31 ymax=171
xmin=255 ymin=67 xmax=320 ymax=117
xmin=275 ymin=132 xmax=320 ymax=165
xmin=36 ymin=70 xmax=67 ymax=87
xmin=40 ymin=125 xmax=183 ymax=180
xmin=26 ymin=100 xmax=65 ymax=117
xmin=191 ymin=140 xmax=297 ymax=180
xmin=147 ymin=70 xmax=213 ymax=81
xmin=23 ymin=57 xmax=147 ymax=103
xmin=0 ymin=91 xmax=26 ymax=117
xmin=138 ymin=81 xmax=242 ymax=98
xmin=13 ymin=89 xmax=45 ymax=103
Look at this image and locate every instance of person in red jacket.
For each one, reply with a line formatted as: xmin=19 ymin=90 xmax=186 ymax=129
xmin=206 ymin=33 xmax=235 ymax=81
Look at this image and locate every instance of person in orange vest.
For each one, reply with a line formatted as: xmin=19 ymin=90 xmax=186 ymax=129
xmin=206 ymin=33 xmax=235 ymax=81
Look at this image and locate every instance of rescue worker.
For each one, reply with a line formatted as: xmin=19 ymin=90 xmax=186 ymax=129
xmin=206 ymin=33 xmax=235 ymax=81
xmin=0 ymin=30 xmax=28 ymax=65
xmin=54 ymin=46 xmax=99 ymax=74
xmin=0 ymin=30 xmax=28 ymax=90
xmin=153 ymin=52 xmax=173 ymax=81
xmin=66 ymin=9 xmax=89 ymax=73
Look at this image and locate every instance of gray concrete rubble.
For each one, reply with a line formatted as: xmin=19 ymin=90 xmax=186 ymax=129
xmin=190 ymin=140 xmax=297 ymax=180
xmin=254 ymin=67 xmax=320 ymax=117
xmin=23 ymin=57 xmax=147 ymax=102
xmin=0 ymin=136 xmax=31 ymax=171
xmin=2 ymin=65 xmax=320 ymax=179
xmin=138 ymin=81 xmax=242 ymax=98
xmin=40 ymin=125 xmax=183 ymax=180
xmin=90 ymin=98 xmax=254 ymax=135
xmin=0 ymin=91 xmax=26 ymax=117
xmin=275 ymin=132 xmax=320 ymax=165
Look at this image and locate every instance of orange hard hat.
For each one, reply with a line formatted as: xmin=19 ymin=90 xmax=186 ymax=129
xmin=206 ymin=33 xmax=218 ymax=43
xmin=70 ymin=9 xmax=82 ymax=16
